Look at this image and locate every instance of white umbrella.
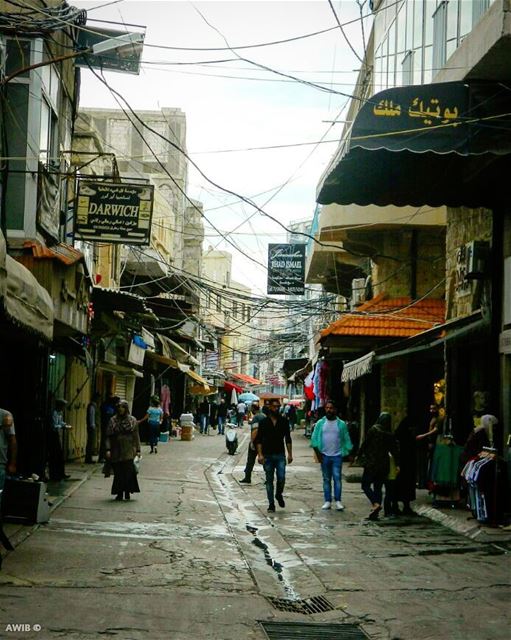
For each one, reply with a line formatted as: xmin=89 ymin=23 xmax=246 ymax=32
xmin=230 ymin=388 xmax=238 ymax=405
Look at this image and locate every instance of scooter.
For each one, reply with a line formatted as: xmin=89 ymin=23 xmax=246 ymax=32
xmin=225 ymin=422 xmax=238 ymax=455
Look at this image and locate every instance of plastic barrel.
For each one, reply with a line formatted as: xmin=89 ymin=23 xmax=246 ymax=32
xmin=181 ymin=425 xmax=193 ymax=441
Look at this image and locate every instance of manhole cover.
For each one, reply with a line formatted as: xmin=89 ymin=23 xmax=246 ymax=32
xmin=266 ymin=595 xmax=335 ymax=615
xmin=261 ymin=621 xmax=369 ymax=639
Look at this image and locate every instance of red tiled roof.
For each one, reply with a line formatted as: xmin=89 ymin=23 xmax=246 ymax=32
xmin=24 ymin=241 xmax=83 ymax=266
xmin=321 ymin=293 xmax=445 ymax=339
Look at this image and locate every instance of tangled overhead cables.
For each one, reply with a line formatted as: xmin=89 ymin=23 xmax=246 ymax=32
xmin=0 ymin=1 xmax=86 ymax=36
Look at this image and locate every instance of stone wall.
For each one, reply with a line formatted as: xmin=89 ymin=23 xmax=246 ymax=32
xmin=371 ymin=228 xmax=445 ymax=299
xmin=380 ymin=359 xmax=408 ymax=428
xmin=445 ymin=207 xmax=493 ymax=319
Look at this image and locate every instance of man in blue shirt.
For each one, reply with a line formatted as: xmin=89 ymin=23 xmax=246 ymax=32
xmin=311 ymin=400 xmax=352 ymax=511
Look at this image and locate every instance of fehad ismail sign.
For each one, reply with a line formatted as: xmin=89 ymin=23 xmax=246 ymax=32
xmin=74 ymin=181 xmax=154 ymax=245
xmin=267 ymin=243 xmax=306 ymax=295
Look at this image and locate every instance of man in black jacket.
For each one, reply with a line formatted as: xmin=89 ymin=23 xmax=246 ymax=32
xmin=254 ymin=400 xmax=293 ymax=512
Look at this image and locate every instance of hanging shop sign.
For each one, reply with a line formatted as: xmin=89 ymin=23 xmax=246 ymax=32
xmin=267 ymin=243 xmax=306 ymax=295
xmin=74 ymin=181 xmax=154 ymax=246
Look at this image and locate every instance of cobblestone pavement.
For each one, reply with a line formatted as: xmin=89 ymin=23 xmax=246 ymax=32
xmin=0 ymin=427 xmax=509 ymax=640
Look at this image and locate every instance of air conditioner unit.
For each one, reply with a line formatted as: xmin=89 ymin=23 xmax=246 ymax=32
xmin=351 ymin=278 xmax=366 ymax=308
xmin=465 ymin=240 xmax=490 ymax=280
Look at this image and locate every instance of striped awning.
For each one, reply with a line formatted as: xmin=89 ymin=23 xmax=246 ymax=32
xmin=341 ymin=351 xmax=375 ymax=382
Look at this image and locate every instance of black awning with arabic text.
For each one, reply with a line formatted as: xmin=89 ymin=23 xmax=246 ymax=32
xmin=317 ymin=82 xmax=511 ymax=208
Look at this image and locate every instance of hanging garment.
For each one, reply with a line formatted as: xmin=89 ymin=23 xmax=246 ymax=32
xmin=161 ymin=384 xmax=171 ymax=415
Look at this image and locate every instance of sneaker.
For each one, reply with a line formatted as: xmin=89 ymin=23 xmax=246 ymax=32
xmin=335 ymin=501 xmax=344 ymax=511
xmin=267 ymin=504 xmax=276 ymax=512
xmin=239 ymin=478 xmax=251 ymax=484
xmin=276 ymin=494 xmax=285 ymax=508
xmin=321 ymin=502 xmax=331 ymax=510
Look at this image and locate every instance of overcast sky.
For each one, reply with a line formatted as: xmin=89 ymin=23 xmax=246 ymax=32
xmin=74 ymin=0 xmax=369 ymax=294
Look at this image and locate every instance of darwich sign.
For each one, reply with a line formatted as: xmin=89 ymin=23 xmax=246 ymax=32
xmin=267 ymin=243 xmax=306 ymax=295
xmin=74 ymin=181 xmax=154 ymax=245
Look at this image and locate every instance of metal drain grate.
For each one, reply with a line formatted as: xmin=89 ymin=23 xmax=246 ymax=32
xmin=266 ymin=595 xmax=335 ymax=615
xmin=261 ymin=621 xmax=369 ymax=639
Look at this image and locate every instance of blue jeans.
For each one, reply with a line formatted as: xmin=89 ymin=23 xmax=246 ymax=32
xmin=200 ymin=414 xmax=209 ymax=434
xmin=321 ymin=455 xmax=342 ymax=502
xmin=217 ymin=416 xmax=224 ymax=435
xmin=263 ymin=453 xmax=286 ymax=506
xmin=149 ymin=423 xmax=159 ymax=448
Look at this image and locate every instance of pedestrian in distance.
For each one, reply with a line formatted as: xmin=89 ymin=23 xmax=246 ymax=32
xmin=105 ymin=400 xmax=141 ymax=501
xmin=210 ymin=399 xmax=218 ymax=432
xmin=254 ymin=399 xmax=293 ymax=512
xmin=0 ymin=408 xmax=16 ymax=554
xmin=236 ymin=400 xmax=247 ymax=427
xmin=395 ymin=416 xmax=417 ymax=515
xmin=199 ymin=398 xmax=210 ymax=435
xmin=85 ymin=392 xmax=100 ymax=463
xmin=311 ymin=400 xmax=352 ymax=511
xmin=99 ymin=394 xmax=119 ymax=462
xmin=286 ymin=403 xmax=297 ymax=431
xmin=48 ymin=399 xmax=72 ymax=481
xmin=138 ymin=396 xmax=163 ymax=454
xmin=217 ymin=399 xmax=228 ymax=435
xmin=240 ymin=403 xmax=267 ymax=484
xmin=357 ymin=412 xmax=399 ymax=521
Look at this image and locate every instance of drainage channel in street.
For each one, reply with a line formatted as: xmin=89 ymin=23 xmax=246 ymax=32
xmin=207 ymin=444 xmax=325 ymax=604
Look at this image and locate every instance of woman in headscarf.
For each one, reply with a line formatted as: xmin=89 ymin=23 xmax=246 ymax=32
xmin=105 ymin=400 xmax=141 ymax=501
xmin=462 ymin=414 xmax=499 ymax=462
xmin=395 ymin=416 xmax=416 ymax=515
xmin=357 ymin=412 xmax=399 ymax=520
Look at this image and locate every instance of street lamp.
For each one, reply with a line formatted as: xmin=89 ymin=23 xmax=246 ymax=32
xmin=1 ymin=32 xmax=144 ymax=85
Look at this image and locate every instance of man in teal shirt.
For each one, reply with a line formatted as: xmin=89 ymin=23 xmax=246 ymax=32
xmin=311 ymin=400 xmax=352 ymax=511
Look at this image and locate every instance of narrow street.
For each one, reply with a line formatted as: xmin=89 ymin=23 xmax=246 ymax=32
xmin=0 ymin=429 xmax=509 ymax=640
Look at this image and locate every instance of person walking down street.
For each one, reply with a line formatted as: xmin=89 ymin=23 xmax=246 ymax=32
xmin=48 ymin=399 xmax=72 ymax=481
xmin=138 ymin=396 xmax=163 ymax=454
xmin=85 ymin=393 xmax=100 ymax=464
xmin=0 ymin=409 xmax=16 ymax=553
xmin=240 ymin=403 xmax=267 ymax=484
xmin=357 ymin=412 xmax=399 ymax=521
xmin=395 ymin=416 xmax=417 ymax=515
xmin=254 ymin=399 xmax=293 ymax=512
xmin=209 ymin=400 xmax=218 ymax=432
xmin=199 ymin=398 xmax=210 ymax=435
xmin=286 ymin=404 xmax=297 ymax=431
xmin=311 ymin=400 xmax=352 ymax=511
xmin=105 ymin=401 xmax=141 ymax=501
xmin=217 ymin=399 xmax=228 ymax=435
xmin=236 ymin=400 xmax=247 ymax=427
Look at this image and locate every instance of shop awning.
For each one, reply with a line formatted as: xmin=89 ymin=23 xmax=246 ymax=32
xmin=317 ymin=81 xmax=511 ymax=208
xmin=342 ymin=311 xmax=488 ymax=376
xmin=341 ymin=351 xmax=375 ymax=382
xmin=282 ymin=357 xmax=309 ymax=378
xmin=144 ymin=350 xmax=178 ymax=369
xmin=157 ymin=333 xmax=200 ymax=366
xmin=92 ymin=287 xmax=149 ymax=315
xmin=4 ymin=255 xmax=54 ymax=341
xmin=287 ymin=359 xmax=313 ymax=383
xmin=229 ymin=372 xmax=262 ymax=385
xmin=97 ymin=362 xmax=144 ymax=378
xmin=224 ymin=380 xmax=243 ymax=393
xmin=178 ymin=363 xmax=211 ymax=394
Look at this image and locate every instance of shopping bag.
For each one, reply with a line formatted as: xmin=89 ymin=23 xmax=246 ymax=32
xmin=133 ymin=455 xmax=141 ymax=474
